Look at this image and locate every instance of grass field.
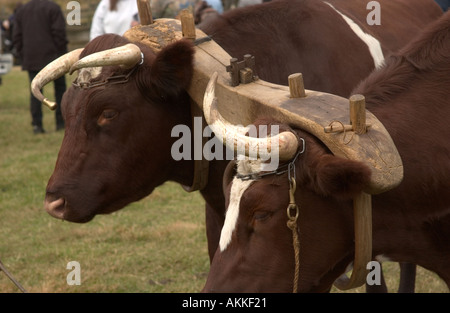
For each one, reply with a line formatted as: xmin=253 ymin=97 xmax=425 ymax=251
xmin=0 ymin=67 xmax=448 ymax=293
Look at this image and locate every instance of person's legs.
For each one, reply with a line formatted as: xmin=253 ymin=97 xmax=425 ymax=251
xmin=28 ymin=70 xmax=45 ymax=134
xmin=53 ymin=75 xmax=66 ymax=130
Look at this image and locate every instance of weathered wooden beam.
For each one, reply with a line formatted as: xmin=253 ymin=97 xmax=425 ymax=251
xmin=333 ymin=192 xmax=372 ymax=290
xmin=124 ymin=19 xmax=404 ymax=195
xmin=137 ymin=0 xmax=153 ymax=25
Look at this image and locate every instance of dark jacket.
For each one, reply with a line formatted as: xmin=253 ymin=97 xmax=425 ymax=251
xmin=435 ymin=0 xmax=449 ymax=11
xmin=13 ymin=0 xmax=68 ymax=71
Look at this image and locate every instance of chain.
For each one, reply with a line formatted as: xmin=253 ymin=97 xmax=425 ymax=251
xmin=72 ymin=65 xmax=138 ymax=90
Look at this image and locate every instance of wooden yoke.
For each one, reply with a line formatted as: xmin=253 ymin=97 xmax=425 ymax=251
xmin=124 ymin=15 xmax=403 ymax=194
xmin=124 ymin=11 xmax=402 ymax=291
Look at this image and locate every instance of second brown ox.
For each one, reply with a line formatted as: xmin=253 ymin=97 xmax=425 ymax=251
xmin=203 ymin=11 xmax=450 ymax=292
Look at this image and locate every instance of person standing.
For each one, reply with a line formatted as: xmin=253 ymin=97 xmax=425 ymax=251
xmin=13 ymin=0 xmax=68 ymax=134
xmin=434 ymin=0 xmax=449 ymax=11
xmin=1 ymin=2 xmax=23 ymax=63
xmin=90 ymin=0 xmax=139 ymax=40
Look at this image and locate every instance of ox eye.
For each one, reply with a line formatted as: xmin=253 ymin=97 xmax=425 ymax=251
xmin=253 ymin=211 xmax=272 ymax=222
xmin=98 ymin=109 xmax=118 ymax=126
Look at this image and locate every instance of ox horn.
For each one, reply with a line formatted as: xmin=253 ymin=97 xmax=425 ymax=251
xmin=31 ymin=48 xmax=83 ymax=110
xmin=69 ymin=43 xmax=142 ymax=75
xmin=203 ymin=72 xmax=299 ymax=161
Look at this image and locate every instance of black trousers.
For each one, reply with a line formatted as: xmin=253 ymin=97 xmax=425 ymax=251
xmin=28 ymin=70 xmax=66 ymax=128
xmin=435 ymin=0 xmax=449 ymax=11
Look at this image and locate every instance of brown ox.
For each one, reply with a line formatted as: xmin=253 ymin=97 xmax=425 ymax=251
xmin=32 ymin=0 xmax=440 ymax=291
xmin=202 ymin=11 xmax=450 ymax=292
xmin=199 ymin=0 xmax=442 ymax=94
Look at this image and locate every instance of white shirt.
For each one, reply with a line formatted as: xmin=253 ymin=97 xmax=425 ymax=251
xmin=90 ymin=0 xmax=139 ymax=40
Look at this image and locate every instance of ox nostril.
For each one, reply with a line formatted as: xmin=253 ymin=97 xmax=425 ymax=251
xmin=44 ymin=198 xmax=66 ymax=220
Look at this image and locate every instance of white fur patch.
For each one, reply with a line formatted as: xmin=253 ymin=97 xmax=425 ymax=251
xmin=219 ymin=159 xmax=262 ymax=252
xmin=77 ymin=67 xmax=102 ymax=84
xmin=324 ymin=2 xmax=385 ymax=69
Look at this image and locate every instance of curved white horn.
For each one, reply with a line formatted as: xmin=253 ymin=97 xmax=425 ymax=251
xmin=31 ymin=48 xmax=83 ymax=110
xmin=203 ymin=72 xmax=299 ymax=161
xmin=69 ymin=43 xmax=142 ymax=74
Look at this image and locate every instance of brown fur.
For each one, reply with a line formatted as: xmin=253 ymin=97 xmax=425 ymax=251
xmin=199 ymin=0 xmax=442 ymax=95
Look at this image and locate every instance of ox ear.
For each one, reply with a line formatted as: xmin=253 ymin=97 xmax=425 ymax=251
xmin=310 ymin=155 xmax=371 ymax=200
xmin=148 ymin=40 xmax=195 ymax=98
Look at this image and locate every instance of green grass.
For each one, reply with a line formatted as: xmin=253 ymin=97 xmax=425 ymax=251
xmin=0 ymin=68 xmax=448 ymax=293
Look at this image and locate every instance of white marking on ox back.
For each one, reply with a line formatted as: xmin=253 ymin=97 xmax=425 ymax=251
xmin=219 ymin=159 xmax=262 ymax=252
xmin=324 ymin=2 xmax=385 ymax=69
xmin=374 ymin=254 xmax=392 ymax=263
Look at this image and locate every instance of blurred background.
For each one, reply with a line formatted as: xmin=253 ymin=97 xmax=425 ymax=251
xmin=1 ymin=0 xmax=102 ymax=51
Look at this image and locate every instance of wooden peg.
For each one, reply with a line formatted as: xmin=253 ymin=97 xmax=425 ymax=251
xmin=137 ymin=0 xmax=153 ymax=25
xmin=288 ymin=73 xmax=306 ymax=98
xmin=180 ymin=9 xmax=196 ymax=41
xmin=324 ymin=94 xmax=371 ymax=134
xmin=349 ymin=94 xmax=367 ymax=134
xmin=324 ymin=124 xmax=354 ymax=133
xmin=324 ymin=122 xmax=372 ymax=133
xmin=239 ymin=68 xmax=253 ymax=84
xmin=244 ymin=54 xmax=258 ymax=80
xmin=227 ymin=58 xmax=240 ymax=87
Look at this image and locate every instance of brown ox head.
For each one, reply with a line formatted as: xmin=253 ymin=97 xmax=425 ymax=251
xmin=202 ymin=120 xmax=372 ymax=292
xmin=35 ymin=34 xmax=195 ymax=222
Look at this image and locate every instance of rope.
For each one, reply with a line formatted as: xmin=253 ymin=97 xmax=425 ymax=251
xmin=0 ymin=259 xmax=27 ymax=293
xmin=235 ymin=139 xmax=306 ymax=293
xmin=286 ymin=177 xmax=300 ymax=293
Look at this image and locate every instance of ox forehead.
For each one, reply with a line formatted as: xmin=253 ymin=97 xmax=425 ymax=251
xmin=220 ymin=146 xmax=305 ymax=252
xmin=77 ymin=67 xmax=102 ymax=85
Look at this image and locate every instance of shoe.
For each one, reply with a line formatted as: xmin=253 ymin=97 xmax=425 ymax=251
xmin=33 ymin=125 xmax=46 ymax=134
